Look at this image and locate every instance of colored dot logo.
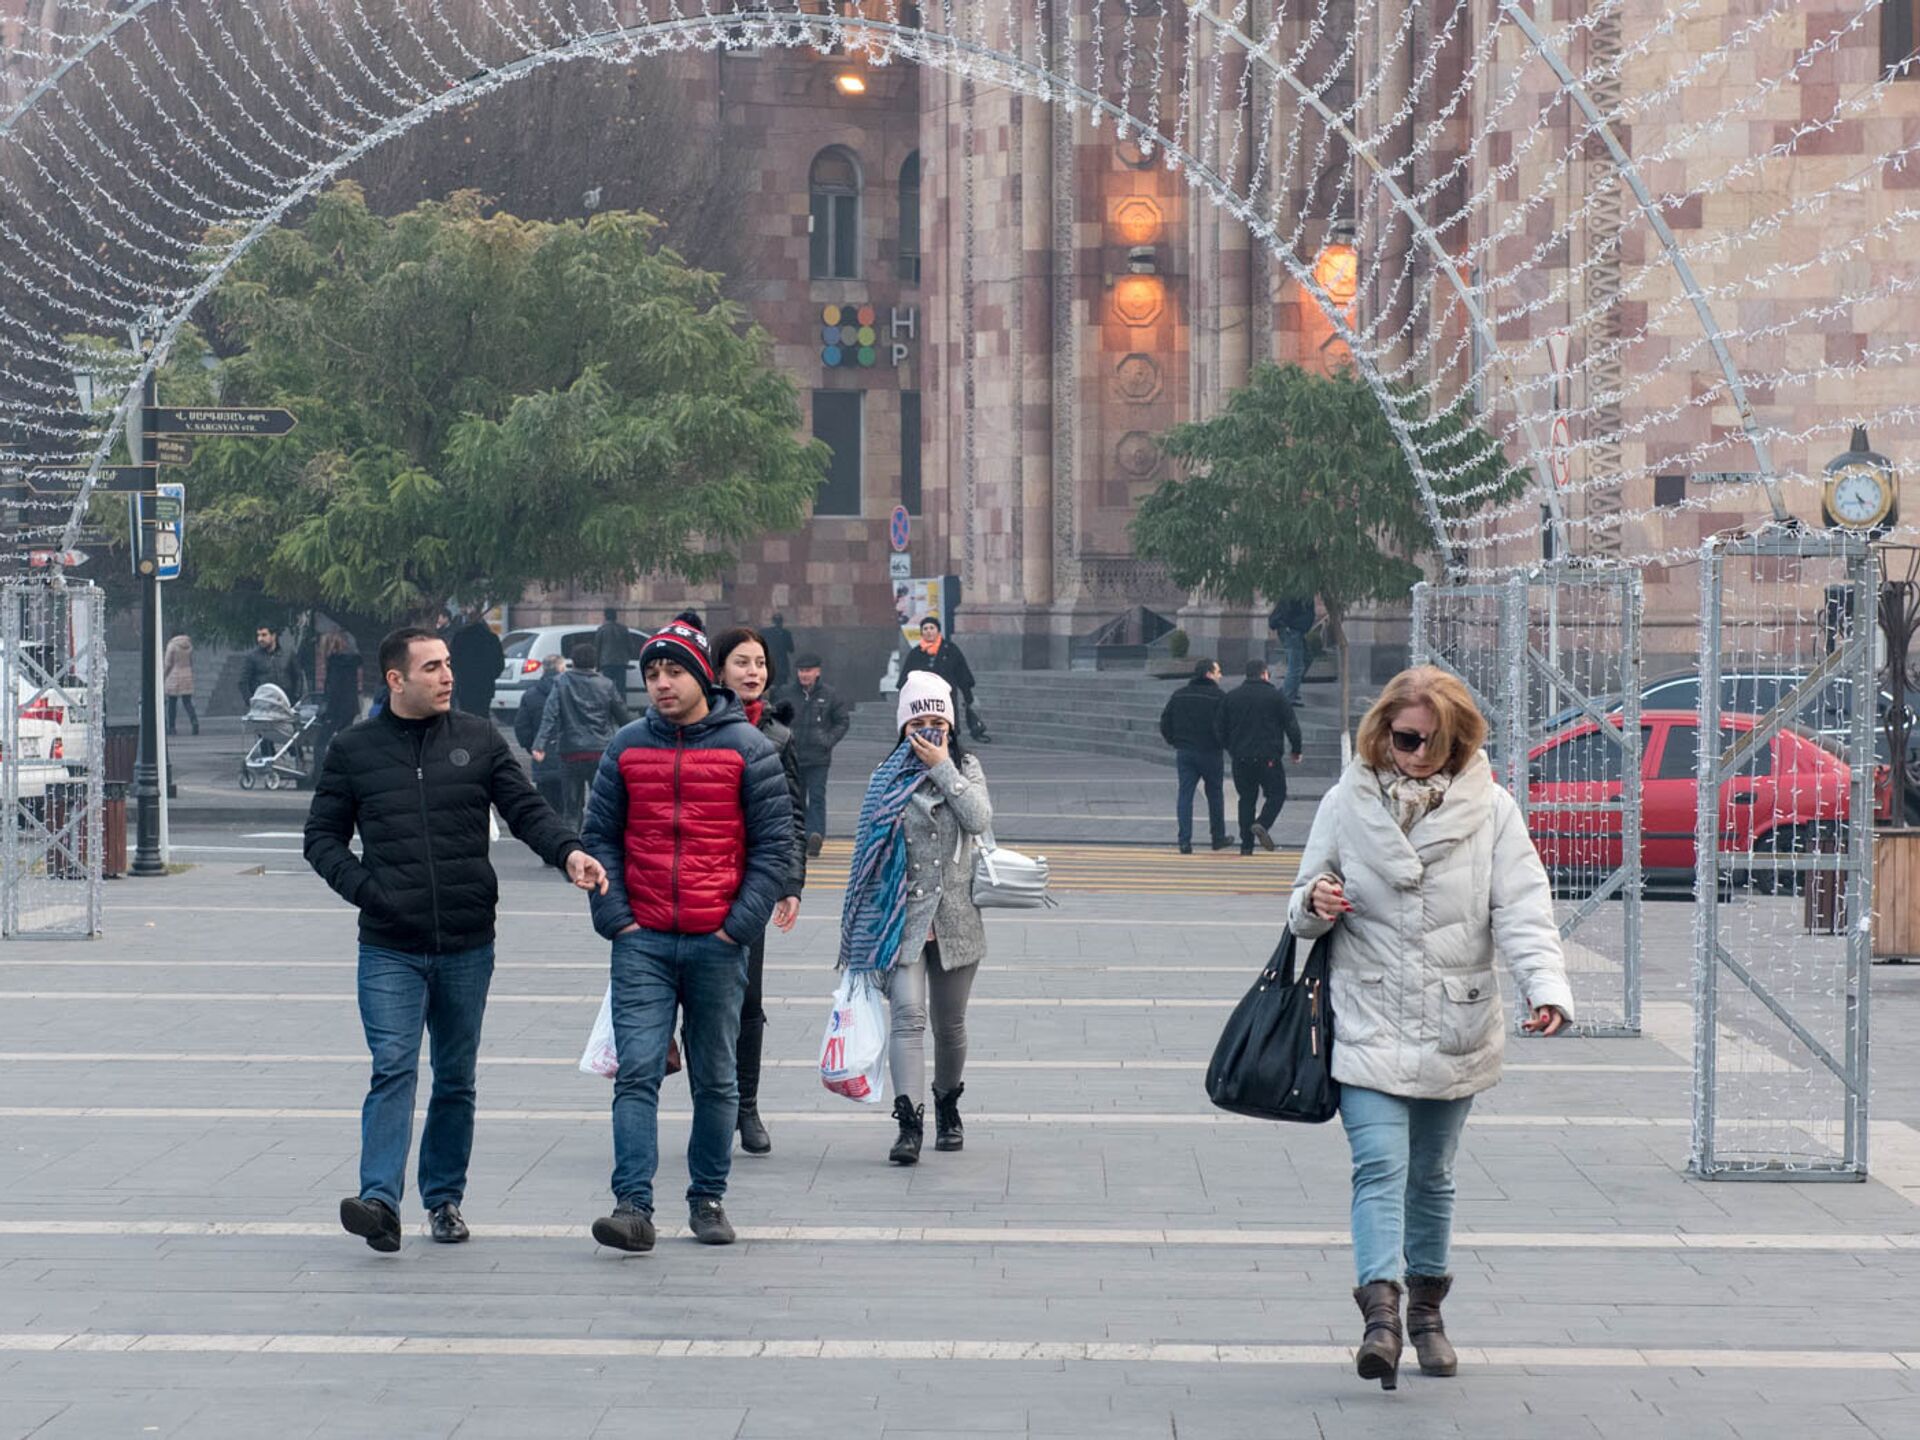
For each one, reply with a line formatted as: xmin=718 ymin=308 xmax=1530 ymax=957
xmin=821 ymin=304 xmax=879 ymax=368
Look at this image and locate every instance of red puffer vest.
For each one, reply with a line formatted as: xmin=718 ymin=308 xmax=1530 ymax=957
xmin=617 ymin=741 xmax=747 ymax=934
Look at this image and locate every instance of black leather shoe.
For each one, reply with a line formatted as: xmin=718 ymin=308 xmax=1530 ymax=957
xmin=339 ymin=1195 xmax=401 ymax=1253
xmin=427 ymin=1203 xmax=469 ymax=1244
xmin=932 ymin=1084 xmax=965 ymax=1152
xmin=737 ymin=1103 xmax=772 ymax=1155
xmin=889 ymin=1095 xmax=924 ymax=1165
xmin=806 ymin=832 xmax=824 ymax=857
xmin=1177 ymin=843 xmax=1193 ymax=855
xmin=592 ymin=1199 xmax=655 ymax=1253
xmin=1211 ymin=838 xmax=1233 ymax=851
xmin=1251 ymin=823 xmax=1276 ymax=852
xmin=688 ymin=1197 xmax=736 ymax=1245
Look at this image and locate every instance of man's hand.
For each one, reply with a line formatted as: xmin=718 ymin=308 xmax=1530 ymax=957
xmin=717 ymin=929 xmax=737 ymax=947
xmin=772 ymin=896 xmax=801 ymax=933
xmin=565 ymin=851 xmax=609 ymax=895
xmin=531 ymin=749 xmax=545 ymax=763
xmin=1290 ymin=752 xmax=1304 ymax=765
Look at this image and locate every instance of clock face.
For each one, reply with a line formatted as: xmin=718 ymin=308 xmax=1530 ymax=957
xmin=1831 ymin=464 xmax=1891 ymax=526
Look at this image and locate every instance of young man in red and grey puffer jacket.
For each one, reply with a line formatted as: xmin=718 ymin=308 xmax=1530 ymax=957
xmin=582 ymin=613 xmax=792 ymax=1254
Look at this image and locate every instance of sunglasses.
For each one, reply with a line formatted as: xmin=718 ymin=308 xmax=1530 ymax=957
xmin=1390 ymin=727 xmax=1433 ymax=754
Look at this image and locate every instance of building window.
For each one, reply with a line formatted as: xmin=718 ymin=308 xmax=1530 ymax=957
xmin=900 ymin=390 xmax=922 ymax=515
xmin=898 ymin=152 xmax=921 ymax=286
xmin=813 ymin=390 xmax=862 ymax=516
xmin=810 ymin=147 xmax=861 ymax=280
xmin=1887 ymin=1 xmax=1919 ymax=78
xmin=1654 ymin=474 xmax=1687 ymax=507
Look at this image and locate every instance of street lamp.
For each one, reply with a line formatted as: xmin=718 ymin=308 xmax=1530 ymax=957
xmin=1313 ymin=225 xmax=1360 ymax=309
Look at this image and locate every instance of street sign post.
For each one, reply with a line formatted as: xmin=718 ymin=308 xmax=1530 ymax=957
xmin=144 ymin=406 xmax=297 ymax=437
xmin=152 ymin=437 xmax=195 ymax=467
xmin=130 ymin=482 xmax=184 ymax=580
xmin=1 ymin=466 xmax=155 ymax=498
xmin=889 ymin=505 xmax=911 ymax=552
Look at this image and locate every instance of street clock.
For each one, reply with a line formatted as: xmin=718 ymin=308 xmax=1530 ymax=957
xmin=1822 ymin=426 xmax=1898 ymax=537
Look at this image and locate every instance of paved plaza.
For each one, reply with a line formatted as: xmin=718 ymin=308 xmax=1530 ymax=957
xmin=4 ymin=802 xmax=1920 ymax=1438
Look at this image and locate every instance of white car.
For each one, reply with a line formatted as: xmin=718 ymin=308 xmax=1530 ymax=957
xmin=4 ymin=706 xmax=70 ymax=800
xmin=492 ymin=624 xmax=649 ymax=716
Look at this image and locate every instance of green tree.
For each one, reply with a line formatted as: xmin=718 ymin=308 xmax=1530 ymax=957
xmin=1131 ymin=361 xmax=1525 ymax=745
xmin=148 ymin=184 xmax=826 ymax=628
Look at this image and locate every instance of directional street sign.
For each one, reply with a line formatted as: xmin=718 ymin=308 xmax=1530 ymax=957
xmin=2 ymin=465 xmax=156 ymax=496
xmin=144 ymin=406 xmax=296 ymax=437
xmin=153 ymin=437 xmax=196 ymax=467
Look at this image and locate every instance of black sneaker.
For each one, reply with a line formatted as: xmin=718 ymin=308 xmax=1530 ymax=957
xmin=427 ymin=1203 xmax=469 ymax=1244
xmin=1240 ymin=846 xmax=1255 ymax=857
xmin=591 ymin=1199 xmax=656 ymax=1253
xmin=1177 ymin=842 xmax=1193 ymax=855
xmin=688 ymin=1197 xmax=736 ymax=1246
xmin=1252 ymin=823 xmax=1276 ymax=852
xmin=1211 ymin=838 xmax=1233 ymax=851
xmin=340 ymin=1195 xmax=401 ymax=1253
xmin=806 ymin=832 xmax=824 ymax=857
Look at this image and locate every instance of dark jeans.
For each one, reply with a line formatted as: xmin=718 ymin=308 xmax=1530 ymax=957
xmin=1175 ymin=749 xmax=1226 ymax=847
xmin=560 ymin=758 xmax=598 ymax=828
xmin=164 ymin=694 xmax=197 ymax=734
xmin=1231 ymin=755 xmax=1288 ymax=848
xmin=1280 ymin=630 xmax=1308 ymax=704
xmin=798 ymin=762 xmax=831 ymax=837
xmin=355 ymin=942 xmax=495 ymax=1213
xmin=738 ymin=935 xmax=767 ymax=1106
xmin=534 ymin=772 xmax=565 ymax=816
xmin=604 ymin=663 xmax=629 ymax=701
xmin=609 ymin=927 xmax=750 ymax=1212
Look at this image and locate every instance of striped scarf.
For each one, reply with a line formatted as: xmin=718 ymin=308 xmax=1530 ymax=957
xmin=837 ymin=741 xmax=929 ymax=973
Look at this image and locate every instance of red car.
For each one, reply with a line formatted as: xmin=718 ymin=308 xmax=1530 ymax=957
xmin=1526 ymin=710 xmax=1881 ymax=890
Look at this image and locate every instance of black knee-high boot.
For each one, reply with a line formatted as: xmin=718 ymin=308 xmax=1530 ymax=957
xmin=735 ymin=1016 xmax=771 ymax=1155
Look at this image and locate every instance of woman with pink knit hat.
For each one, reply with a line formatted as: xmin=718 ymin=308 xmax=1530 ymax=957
xmin=837 ymin=669 xmax=994 ymax=1164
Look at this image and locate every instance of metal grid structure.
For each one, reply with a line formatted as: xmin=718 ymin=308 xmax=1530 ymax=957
xmin=1416 ymin=569 xmax=1645 ymax=1038
xmin=0 ymin=580 xmax=105 ymax=939
xmin=1691 ymin=528 xmax=1876 ymax=1180
xmin=1518 ymin=567 xmax=1644 ymax=1037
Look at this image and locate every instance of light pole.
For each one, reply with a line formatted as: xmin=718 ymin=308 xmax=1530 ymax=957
xmin=127 ymin=367 xmax=162 ymax=876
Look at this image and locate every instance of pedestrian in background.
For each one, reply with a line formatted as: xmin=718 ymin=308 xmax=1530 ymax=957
xmin=448 ymin=607 xmax=504 ymax=718
xmin=1158 ymin=658 xmax=1229 ymax=853
xmin=316 ymin=630 xmax=364 ymax=758
xmin=514 ymin=654 xmax=568 ymax=814
xmin=1289 ymin=665 xmax=1573 ymax=1391
xmin=304 ymin=626 xmax=606 ymax=1254
xmin=240 ymin=623 xmax=303 ymax=707
xmin=594 ymin=607 xmax=633 ymax=702
xmin=840 ymin=672 xmax=992 ymax=1165
xmin=762 ymin=612 xmax=797 ymax=690
xmin=163 ymin=628 xmax=197 ymax=736
xmin=713 ymin=626 xmax=809 ymax=1157
xmin=1218 ymin=658 xmax=1302 ymax=855
xmin=900 ymin=616 xmax=989 ymax=742
xmin=582 ymin=613 xmax=791 ymax=1254
xmin=776 ymin=652 xmax=850 ymax=856
xmin=531 ymin=641 xmax=631 ymax=827
xmin=1267 ymin=594 xmax=1317 ymax=704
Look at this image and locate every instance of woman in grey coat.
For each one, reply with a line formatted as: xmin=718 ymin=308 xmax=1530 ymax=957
xmin=843 ymin=670 xmax=993 ymax=1164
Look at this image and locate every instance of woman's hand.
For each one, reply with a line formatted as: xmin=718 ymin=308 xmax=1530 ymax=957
xmin=1522 ymin=1004 xmax=1570 ymax=1036
xmin=772 ymin=896 xmax=800 ymax=933
xmin=908 ymin=726 xmax=950 ymax=768
xmin=1308 ymin=876 xmax=1352 ymax=923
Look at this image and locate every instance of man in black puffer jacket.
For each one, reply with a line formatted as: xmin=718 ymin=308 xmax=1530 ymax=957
xmin=1159 ymin=658 xmax=1230 ymax=853
xmin=305 ymin=626 xmax=608 ymax=1254
xmin=1217 ymin=658 xmax=1304 ymax=855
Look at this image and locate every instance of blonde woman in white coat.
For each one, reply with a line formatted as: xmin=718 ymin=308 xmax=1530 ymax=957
xmin=1289 ymin=666 xmax=1574 ymax=1391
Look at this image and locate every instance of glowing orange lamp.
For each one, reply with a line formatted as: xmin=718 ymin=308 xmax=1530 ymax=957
xmin=1313 ymin=238 xmax=1359 ymax=306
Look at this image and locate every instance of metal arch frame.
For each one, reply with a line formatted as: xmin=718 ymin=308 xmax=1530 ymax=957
xmin=36 ymin=9 xmax=1469 ymax=572
xmin=1499 ymin=1 xmax=1788 ymax=524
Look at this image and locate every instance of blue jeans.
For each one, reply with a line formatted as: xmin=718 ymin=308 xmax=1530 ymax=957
xmin=609 ymin=928 xmax=750 ymax=1213
xmin=1280 ymin=630 xmax=1308 ymax=704
xmin=1174 ymin=749 xmax=1226 ymax=847
xmin=355 ymin=942 xmax=495 ymax=1213
xmin=1339 ymin=1084 xmax=1475 ymax=1285
xmin=799 ymin=762 xmax=830 ymax=836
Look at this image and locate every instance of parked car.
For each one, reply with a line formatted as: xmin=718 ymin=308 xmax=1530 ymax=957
xmin=1527 ymin=710 xmax=1882 ymax=892
xmin=2 ymin=704 xmax=69 ymax=800
xmin=491 ymin=624 xmax=649 ymax=717
xmin=1548 ymin=668 xmax=1920 ymax=805
xmin=4 ymin=644 xmax=89 ymax=772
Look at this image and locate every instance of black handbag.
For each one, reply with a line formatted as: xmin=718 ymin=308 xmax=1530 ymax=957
xmin=1205 ymin=928 xmax=1339 ymax=1123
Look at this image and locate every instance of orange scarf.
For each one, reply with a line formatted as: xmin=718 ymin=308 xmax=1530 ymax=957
xmin=920 ymin=635 xmax=942 ymax=657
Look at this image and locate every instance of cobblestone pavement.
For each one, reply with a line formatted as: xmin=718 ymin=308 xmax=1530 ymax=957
xmin=3 ymin=836 xmax=1920 ymax=1438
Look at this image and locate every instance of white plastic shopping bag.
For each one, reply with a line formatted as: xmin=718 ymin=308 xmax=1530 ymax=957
xmin=579 ymin=984 xmax=618 ymax=1078
xmin=818 ymin=970 xmax=888 ymax=1104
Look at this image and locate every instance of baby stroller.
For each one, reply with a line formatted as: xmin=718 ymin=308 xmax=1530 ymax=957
xmin=239 ymin=683 xmax=319 ymax=790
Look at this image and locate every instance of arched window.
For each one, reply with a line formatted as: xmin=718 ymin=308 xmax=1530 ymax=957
xmin=898 ymin=151 xmax=921 ymax=285
xmin=810 ymin=147 xmax=861 ymax=280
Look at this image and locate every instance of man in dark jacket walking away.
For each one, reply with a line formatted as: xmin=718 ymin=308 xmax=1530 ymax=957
xmin=1267 ymin=594 xmax=1316 ymax=704
xmin=531 ymin=641 xmax=632 ymax=826
xmin=594 ymin=607 xmax=634 ymax=701
xmin=762 ymin=613 xmax=797 ymax=691
xmin=583 ymin=616 xmax=792 ymax=1254
xmin=304 ymin=627 xmax=608 ymax=1253
xmin=1159 ymin=658 xmax=1230 ymax=853
xmin=1218 ymin=659 xmax=1304 ymax=855
xmin=774 ymin=652 xmax=850 ymax=855
xmin=448 ymin=609 xmax=505 ymax=718
xmin=239 ymin=624 xmax=303 ymax=707
xmin=514 ymin=654 xmax=567 ymax=813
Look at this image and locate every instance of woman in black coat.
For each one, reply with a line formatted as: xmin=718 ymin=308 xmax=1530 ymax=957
xmin=900 ymin=616 xmax=990 ymax=740
xmin=712 ymin=626 xmax=809 ymax=1155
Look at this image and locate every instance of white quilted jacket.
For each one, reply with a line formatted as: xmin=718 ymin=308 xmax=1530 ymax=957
xmin=1286 ymin=752 xmax=1574 ymax=1100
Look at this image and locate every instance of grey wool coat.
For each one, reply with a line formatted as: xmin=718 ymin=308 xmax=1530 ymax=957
xmin=900 ymin=752 xmax=994 ymax=971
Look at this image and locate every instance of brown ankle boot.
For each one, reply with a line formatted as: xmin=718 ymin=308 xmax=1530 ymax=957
xmin=1351 ymin=1280 xmax=1403 ymax=1390
xmin=1405 ymin=1274 xmax=1458 ymax=1377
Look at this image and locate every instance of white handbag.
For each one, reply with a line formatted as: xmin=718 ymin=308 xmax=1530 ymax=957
xmin=971 ymin=829 xmax=1057 ymax=910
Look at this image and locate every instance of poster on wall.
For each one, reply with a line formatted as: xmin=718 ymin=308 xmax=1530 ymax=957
xmin=895 ymin=577 xmax=945 ymax=646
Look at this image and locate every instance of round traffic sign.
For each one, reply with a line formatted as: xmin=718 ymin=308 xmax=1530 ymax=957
xmin=889 ymin=505 xmax=910 ymax=552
